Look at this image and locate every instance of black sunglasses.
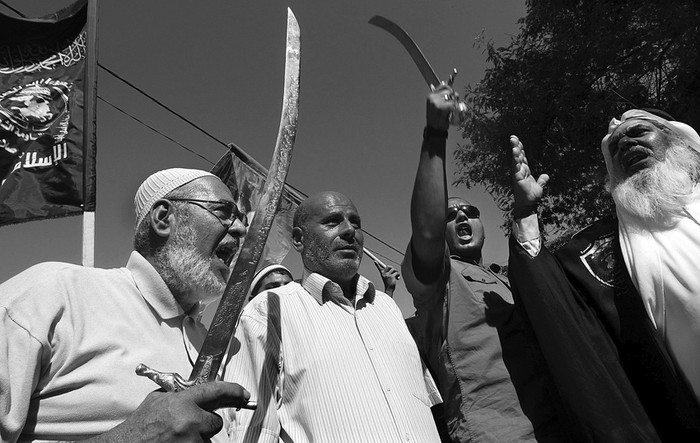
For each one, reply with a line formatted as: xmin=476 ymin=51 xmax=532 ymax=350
xmin=446 ymin=204 xmax=480 ymax=221
xmin=168 ymin=198 xmax=248 ymax=228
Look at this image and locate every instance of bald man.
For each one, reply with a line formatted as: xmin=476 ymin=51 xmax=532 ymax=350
xmin=224 ymin=191 xmax=442 ymax=442
xmin=1 ymin=168 xmax=250 ymax=442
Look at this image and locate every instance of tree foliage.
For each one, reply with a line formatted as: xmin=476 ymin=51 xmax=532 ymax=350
xmin=456 ymin=0 xmax=700 ymax=243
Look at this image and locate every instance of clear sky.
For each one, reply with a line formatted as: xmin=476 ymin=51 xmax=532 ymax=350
xmin=0 ymin=0 xmax=526 ymax=319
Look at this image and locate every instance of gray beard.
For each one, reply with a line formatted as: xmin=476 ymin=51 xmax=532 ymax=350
xmin=155 ymin=222 xmax=226 ymax=307
xmin=609 ymin=142 xmax=700 ymax=227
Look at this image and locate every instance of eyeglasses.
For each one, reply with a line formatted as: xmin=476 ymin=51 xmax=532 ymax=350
xmin=168 ymin=198 xmax=248 ymax=228
xmin=446 ymin=204 xmax=480 ymax=221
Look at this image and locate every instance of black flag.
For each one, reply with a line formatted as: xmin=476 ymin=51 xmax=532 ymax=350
xmin=0 ymin=0 xmax=97 ymax=226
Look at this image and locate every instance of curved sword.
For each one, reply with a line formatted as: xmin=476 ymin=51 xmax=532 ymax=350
xmin=368 ymin=15 xmax=440 ymax=88
xmin=136 ymin=8 xmax=301 ymax=401
xmin=369 ymin=15 xmax=468 ymax=125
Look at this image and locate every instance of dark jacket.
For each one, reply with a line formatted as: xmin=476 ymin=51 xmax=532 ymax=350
xmin=509 ymin=218 xmax=700 ymax=442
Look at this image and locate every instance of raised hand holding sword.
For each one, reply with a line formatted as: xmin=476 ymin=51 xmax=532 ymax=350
xmin=368 ymin=15 xmax=468 ymax=126
xmin=368 ymin=15 xmax=550 ymax=216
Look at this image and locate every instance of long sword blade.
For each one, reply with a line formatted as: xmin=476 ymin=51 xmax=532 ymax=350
xmin=189 ymin=7 xmax=301 ymax=384
xmin=135 ymin=9 xmax=300 ymax=394
xmin=368 ymin=15 xmax=440 ymax=88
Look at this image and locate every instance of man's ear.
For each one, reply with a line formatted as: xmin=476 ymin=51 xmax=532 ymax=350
xmin=292 ymin=226 xmax=303 ymax=252
xmin=149 ymin=199 xmax=174 ymax=238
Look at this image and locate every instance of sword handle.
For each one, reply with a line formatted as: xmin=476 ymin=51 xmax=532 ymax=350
xmin=135 ymin=353 xmax=215 ymax=391
xmin=449 ymin=101 xmax=469 ymax=126
xmin=135 ymin=363 xmax=258 ymax=410
xmin=447 ymin=68 xmax=457 ymax=87
xmin=135 ymin=363 xmax=198 ymax=392
xmin=439 ymin=69 xmax=468 ymax=126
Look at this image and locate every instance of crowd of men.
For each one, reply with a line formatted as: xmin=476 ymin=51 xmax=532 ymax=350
xmin=2 ymin=87 xmax=700 ymax=442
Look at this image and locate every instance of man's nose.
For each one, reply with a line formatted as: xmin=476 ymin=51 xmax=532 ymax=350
xmin=455 ymin=209 xmax=468 ymax=221
xmin=228 ymin=218 xmax=247 ymax=237
xmin=619 ymin=136 xmax=637 ymax=151
xmin=338 ymin=219 xmax=356 ymax=239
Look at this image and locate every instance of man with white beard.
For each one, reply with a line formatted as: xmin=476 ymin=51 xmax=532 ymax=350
xmin=0 ymin=168 xmax=251 ymax=442
xmin=508 ymin=109 xmax=700 ymax=442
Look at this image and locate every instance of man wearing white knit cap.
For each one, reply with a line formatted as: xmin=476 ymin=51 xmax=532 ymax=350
xmin=0 ymin=168 xmax=250 ymax=442
xmin=248 ymin=264 xmax=293 ymax=300
xmin=508 ymin=110 xmax=700 ymax=441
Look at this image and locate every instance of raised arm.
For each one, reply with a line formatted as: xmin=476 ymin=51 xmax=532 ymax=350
xmin=408 ymin=85 xmax=456 ymax=283
xmin=375 ymin=262 xmax=400 ymax=297
xmin=510 ymin=135 xmax=549 ymax=220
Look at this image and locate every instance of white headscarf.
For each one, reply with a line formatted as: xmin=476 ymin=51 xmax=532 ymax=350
xmin=601 ymin=109 xmax=700 ymax=402
xmin=601 ymin=109 xmax=700 ymax=173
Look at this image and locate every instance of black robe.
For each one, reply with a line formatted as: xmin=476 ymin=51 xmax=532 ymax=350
xmin=508 ymin=218 xmax=700 ymax=442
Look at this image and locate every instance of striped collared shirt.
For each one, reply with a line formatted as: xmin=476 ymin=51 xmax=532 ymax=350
xmin=223 ymin=271 xmax=441 ymax=443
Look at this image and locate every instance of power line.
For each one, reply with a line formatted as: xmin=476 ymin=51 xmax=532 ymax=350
xmin=98 ymin=64 xmax=231 ymax=151
xmin=0 ymin=0 xmax=406 ymax=264
xmin=97 ymin=70 xmax=405 ymax=262
xmin=0 ymin=0 xmax=22 ymax=17
xmin=98 ymin=96 xmax=214 ymax=165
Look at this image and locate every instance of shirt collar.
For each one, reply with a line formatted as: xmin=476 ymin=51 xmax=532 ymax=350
xmin=449 ymin=254 xmax=482 ymax=266
xmin=127 ymin=251 xmax=204 ymax=320
xmin=301 ymin=268 xmax=376 ymax=307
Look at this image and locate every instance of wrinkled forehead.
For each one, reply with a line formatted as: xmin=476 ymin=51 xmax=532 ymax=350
xmin=185 ymin=176 xmax=235 ymax=201
xmin=600 ymin=109 xmax=700 ymax=172
xmin=324 ymin=196 xmax=358 ymax=215
xmin=448 ymin=197 xmax=472 ymax=207
xmin=305 ymin=192 xmax=359 ymax=220
xmin=266 ymin=269 xmax=293 ymax=280
xmin=607 ymin=110 xmax=669 ymax=140
xmin=604 ymin=109 xmax=700 ymax=149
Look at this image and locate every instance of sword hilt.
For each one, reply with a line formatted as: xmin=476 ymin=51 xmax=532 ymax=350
xmin=450 ymin=101 xmax=468 ymax=126
xmin=442 ymin=68 xmax=468 ymax=126
xmin=447 ymin=68 xmax=457 ymax=87
xmin=135 ymin=363 xmax=198 ymax=392
xmin=135 ymin=353 xmax=216 ymax=391
xmin=135 ymin=363 xmax=258 ymax=410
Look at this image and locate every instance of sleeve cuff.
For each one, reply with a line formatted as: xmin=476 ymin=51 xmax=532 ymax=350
xmin=512 ymin=213 xmax=541 ymax=257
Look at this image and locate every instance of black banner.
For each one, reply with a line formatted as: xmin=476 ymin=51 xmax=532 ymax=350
xmin=0 ymin=0 xmax=95 ymax=226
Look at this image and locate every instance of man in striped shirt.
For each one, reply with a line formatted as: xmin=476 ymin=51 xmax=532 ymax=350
xmin=224 ymin=191 xmax=442 ymax=442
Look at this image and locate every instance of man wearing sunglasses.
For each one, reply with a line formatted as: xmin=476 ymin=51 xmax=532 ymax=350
xmin=401 ymin=85 xmax=564 ymax=442
xmin=0 ymin=168 xmax=250 ymax=442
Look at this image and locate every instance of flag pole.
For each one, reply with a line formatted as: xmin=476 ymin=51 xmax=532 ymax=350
xmin=82 ymin=0 xmax=98 ymax=267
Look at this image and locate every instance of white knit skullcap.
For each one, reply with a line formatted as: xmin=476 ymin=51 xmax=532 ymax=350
xmin=134 ymin=168 xmax=215 ymax=226
xmin=250 ymin=264 xmax=293 ymax=297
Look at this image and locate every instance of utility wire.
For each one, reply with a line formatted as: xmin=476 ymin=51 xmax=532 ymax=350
xmin=98 ymin=96 xmax=213 ymax=165
xmin=98 ymin=64 xmax=231 ymax=151
xmin=0 ymin=0 xmax=21 ymax=16
xmin=0 ymin=0 xmax=405 ymax=265
xmin=98 ymin=69 xmax=404 ymax=263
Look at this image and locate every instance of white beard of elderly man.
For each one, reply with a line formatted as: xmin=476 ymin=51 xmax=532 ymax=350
xmin=604 ymin=109 xmax=700 ymax=227
xmin=0 ymin=168 xmax=251 ymax=443
xmin=508 ymin=110 xmax=700 ymax=442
